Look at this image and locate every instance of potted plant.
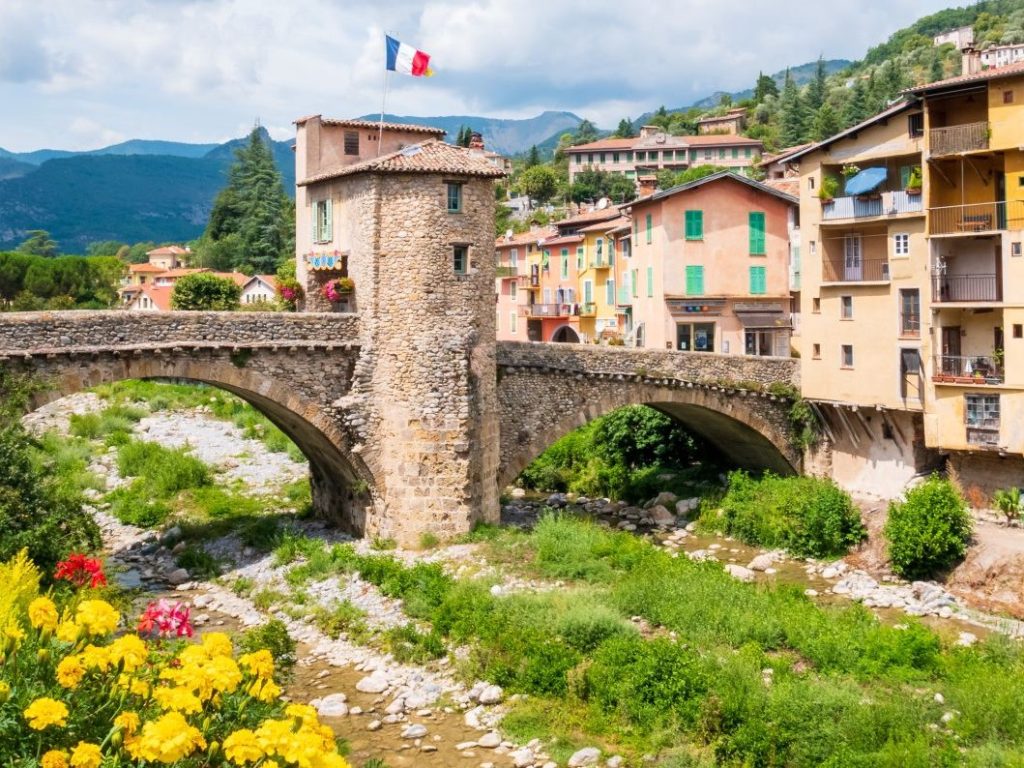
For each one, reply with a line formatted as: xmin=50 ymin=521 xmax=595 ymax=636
xmin=841 ymin=163 xmax=861 ymax=179
xmin=818 ymin=175 xmax=840 ymax=204
xmin=323 ymin=277 xmax=354 ymax=303
xmin=277 ymin=278 xmax=304 ymax=311
xmin=905 ymin=165 xmax=922 ymax=195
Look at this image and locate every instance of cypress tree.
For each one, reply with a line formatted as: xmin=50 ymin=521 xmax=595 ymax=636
xmin=779 ymin=70 xmax=807 ymax=147
xmin=812 ymin=102 xmax=841 ymax=141
xmin=843 ymin=79 xmax=870 ymax=127
xmin=806 ymin=57 xmax=828 ymax=112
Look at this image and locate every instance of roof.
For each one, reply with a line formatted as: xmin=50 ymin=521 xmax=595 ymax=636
xmin=626 ymin=170 xmax=798 ymax=208
xmin=294 ymin=116 xmax=446 ymax=136
xmin=130 ymin=285 xmax=174 ymax=311
xmin=578 ymin=214 xmax=630 ymax=233
xmin=129 ymin=263 xmax=165 ymax=273
xmin=759 ymin=143 xmax=814 ymax=167
xmin=146 ymin=245 xmax=188 ymax=256
xmin=555 ymin=206 xmax=623 ymax=229
xmin=155 ymin=268 xmax=209 ymax=279
xmin=298 ymin=140 xmax=507 ymax=186
xmin=675 ymin=134 xmax=761 ymax=146
xmin=904 ymin=60 xmax=1024 ymax=95
xmin=495 ymin=227 xmax=557 ymax=248
xmin=779 ymin=100 xmax=917 ymax=165
xmin=211 ymin=271 xmax=251 ymax=287
xmin=564 ymin=138 xmax=636 ymax=153
xmin=762 ymin=178 xmax=800 ymax=197
xmin=248 ymin=274 xmax=279 ymax=290
xmin=541 ymin=234 xmax=585 ymax=247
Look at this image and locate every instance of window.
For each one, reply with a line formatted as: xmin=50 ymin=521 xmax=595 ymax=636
xmin=606 ymin=279 xmax=615 ymax=305
xmin=1013 ymin=242 xmax=1022 ymax=257
xmin=600 ymin=153 xmax=606 ymax=163
xmin=749 ymin=212 xmax=766 ymax=254
xmin=577 ymin=246 xmax=584 ymax=270
xmin=732 ymin=148 xmax=739 ymax=159
xmin=840 ymin=295 xmax=853 ymax=319
xmin=344 ymin=131 xmax=359 ymax=155
xmin=509 ymin=248 xmax=518 ymax=270
xmin=646 ymin=267 xmax=654 ymax=297
xmin=812 ymin=343 xmax=821 ymax=359
xmin=704 ymin=149 xmax=712 ymax=160
xmin=808 ymin=177 xmax=816 ymax=191
xmin=636 ymin=151 xmax=646 ymax=162
xmin=510 ymin=312 xmax=517 ymax=334
xmin=574 ymin=155 xmax=582 ymax=165
xmin=893 ymin=233 xmax=910 ymax=257
xmin=689 ymin=149 xmax=698 ymax=162
xmin=1015 ymin=324 xmax=1023 ymax=339
xmin=901 ymin=348 xmax=923 ymax=399
xmin=560 ymin=249 xmax=569 ymax=279
xmin=1004 ymin=90 xmax=1014 ymax=104
xmin=312 ymin=199 xmax=332 ymax=243
xmin=900 ymin=289 xmax=920 ymax=337
xmin=719 ymin=148 xmax=726 ymax=159
xmin=812 ymin=297 xmax=821 ymax=313
xmin=596 ymin=238 xmax=604 ymax=265
xmin=749 ymin=266 xmax=766 ymax=295
xmin=583 ymin=280 xmax=593 ymax=304
xmin=966 ymin=394 xmax=1000 ymax=445
xmin=613 ymin=152 xmax=619 ymax=163
xmin=588 ymin=153 xmax=594 ymax=163
xmin=446 ymin=183 xmax=462 ymax=213
xmin=908 ymin=113 xmax=924 ymax=138
xmin=453 ymin=245 xmax=468 ymax=274
xmin=646 ymin=214 xmax=652 ymax=245
xmin=744 ymin=147 xmax=752 ymax=158
xmin=510 ymin=281 xmax=517 ymax=299
xmin=685 ymin=265 xmax=704 ymax=295
xmin=631 ymin=268 xmax=639 ymax=298
xmin=685 ymin=210 xmax=704 ymax=241
xmin=625 ymin=151 xmax=633 ymax=162
xmin=841 ymin=344 xmax=854 ymax=368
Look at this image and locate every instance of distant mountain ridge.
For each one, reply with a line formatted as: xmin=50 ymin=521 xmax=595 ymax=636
xmin=356 ymin=111 xmax=583 ymax=156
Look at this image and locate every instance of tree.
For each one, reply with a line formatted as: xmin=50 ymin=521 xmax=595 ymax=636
xmin=754 ymin=71 xmax=779 ymax=102
xmin=613 ymin=118 xmax=635 ymax=138
xmin=171 ymin=273 xmax=241 ymax=311
xmin=127 ymin=242 xmax=157 ymax=264
xmin=843 ymin=78 xmax=871 ymax=127
xmin=17 ymin=230 xmax=59 ymax=258
xmin=657 ymin=165 xmax=726 ymax=191
xmin=812 ymin=102 xmax=841 ymax=141
xmin=519 ymin=165 xmax=559 ymax=207
xmin=85 ymin=240 xmax=126 ymax=258
xmin=525 ymin=145 xmax=541 ymax=169
xmin=779 ymin=70 xmax=807 ymax=147
xmin=805 ymin=56 xmax=828 ymax=113
xmin=573 ymin=119 xmax=599 ymax=145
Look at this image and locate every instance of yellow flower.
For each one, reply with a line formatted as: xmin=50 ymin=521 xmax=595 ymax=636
xmin=0 ymin=681 xmax=10 ymax=703
xmin=285 ymin=703 xmax=320 ymax=727
xmin=4 ymin=621 xmax=26 ymax=643
xmin=248 ymin=678 xmax=282 ymax=702
xmin=29 ymin=596 xmax=59 ymax=632
xmin=125 ymin=711 xmax=206 ymax=763
xmin=69 ymin=742 xmax=102 ymax=768
xmin=75 ymin=600 xmax=120 ymax=636
xmin=117 ymin=673 xmax=151 ymax=699
xmin=56 ymin=655 xmax=86 ymax=689
xmin=201 ymin=632 xmax=233 ymax=658
xmin=114 ymin=711 xmax=141 ymax=736
xmin=223 ymin=729 xmax=264 ymax=765
xmin=108 ymin=634 xmax=148 ymax=672
xmin=23 ymin=697 xmax=69 ymax=730
xmin=153 ymin=685 xmax=203 ymax=714
xmin=80 ymin=644 xmax=111 ymax=672
xmin=178 ymin=644 xmax=211 ymax=666
xmin=41 ymin=750 xmax=69 ymax=768
xmin=239 ymin=649 xmax=274 ymax=680
xmin=313 ymin=753 xmax=351 ymax=768
xmin=56 ymin=619 xmax=81 ymax=644
xmin=205 ymin=655 xmax=242 ymax=694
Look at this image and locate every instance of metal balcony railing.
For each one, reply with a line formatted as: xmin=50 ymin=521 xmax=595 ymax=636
xmin=932 ymin=355 xmax=1003 ymax=384
xmin=821 ymin=190 xmax=923 ymax=221
xmin=822 ymin=257 xmax=890 ymax=283
xmin=929 ymin=200 xmax=1024 ymax=235
xmin=932 ymin=274 xmax=999 ymax=303
xmin=580 ymin=302 xmax=597 ymax=317
xmin=590 ymin=257 xmax=611 ymax=269
xmin=929 ymin=121 xmax=989 ymax=157
xmin=528 ymin=303 xmax=574 ymax=318
xmin=495 ymin=266 xmax=518 ymax=278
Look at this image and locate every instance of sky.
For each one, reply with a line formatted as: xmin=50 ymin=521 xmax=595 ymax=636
xmin=1 ymin=0 xmax=960 ymax=153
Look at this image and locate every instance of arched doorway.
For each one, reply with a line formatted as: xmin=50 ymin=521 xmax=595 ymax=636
xmin=550 ymin=325 xmax=580 ymax=343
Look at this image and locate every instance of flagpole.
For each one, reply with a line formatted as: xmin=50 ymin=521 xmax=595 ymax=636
xmin=377 ymin=32 xmax=392 ymax=157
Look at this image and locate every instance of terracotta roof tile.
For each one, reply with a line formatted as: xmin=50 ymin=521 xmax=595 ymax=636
xmin=294 ymin=116 xmax=446 ymax=136
xmin=556 ymin=206 xmax=623 ymax=228
xmin=298 ymin=140 xmax=507 ymax=186
xmin=578 ymin=214 xmax=630 ymax=233
xmin=146 ymin=245 xmax=189 ymax=256
xmin=763 ymin=178 xmax=800 ymax=197
xmin=905 ymin=60 xmax=1024 ymax=94
xmin=495 ymin=227 xmax=557 ymax=247
xmin=129 ymin=263 xmax=165 ymax=273
xmin=675 ymin=134 xmax=761 ymax=146
xmin=252 ymin=274 xmax=279 ymax=289
xmin=155 ymin=268 xmax=209 ymax=279
xmin=564 ymin=138 xmax=636 ymax=153
xmin=541 ymin=234 xmax=585 ymax=247
xmin=211 ymin=271 xmax=251 ymax=287
xmin=131 ymin=285 xmax=174 ymax=311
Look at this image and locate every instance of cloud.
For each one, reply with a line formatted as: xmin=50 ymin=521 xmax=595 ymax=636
xmin=0 ymin=0 xmax=957 ymax=151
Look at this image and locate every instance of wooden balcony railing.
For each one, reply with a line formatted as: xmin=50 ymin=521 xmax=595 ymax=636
xmin=929 ymin=121 xmax=989 ymax=157
xmin=932 ymin=274 xmax=1000 ymax=303
xmin=929 ymin=200 xmax=1024 ymax=235
xmin=932 ymin=355 xmax=1003 ymax=384
xmin=822 ymin=258 xmax=890 ymax=283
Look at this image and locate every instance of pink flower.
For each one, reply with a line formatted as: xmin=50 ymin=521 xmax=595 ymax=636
xmin=137 ymin=600 xmax=193 ymax=638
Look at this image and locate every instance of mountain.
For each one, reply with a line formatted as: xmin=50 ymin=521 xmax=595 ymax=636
xmin=356 ymin=111 xmax=583 ymax=156
xmin=0 ymin=129 xmax=295 ymax=252
xmin=634 ymin=59 xmax=852 ymax=124
xmin=0 ymin=139 xmax=222 ymax=166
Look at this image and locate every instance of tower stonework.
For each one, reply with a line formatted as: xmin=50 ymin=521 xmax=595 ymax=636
xmin=295 ymin=116 xmax=504 ymax=543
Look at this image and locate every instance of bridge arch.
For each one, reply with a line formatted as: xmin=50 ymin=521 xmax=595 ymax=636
xmin=23 ymin=354 xmax=377 ymax=533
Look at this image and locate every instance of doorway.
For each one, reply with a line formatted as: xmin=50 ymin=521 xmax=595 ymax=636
xmin=941 ymin=326 xmax=961 ymax=375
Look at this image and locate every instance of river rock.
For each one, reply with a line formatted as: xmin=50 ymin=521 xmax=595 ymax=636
xmin=313 ymin=694 xmax=349 ymax=717
xmin=957 ymin=632 xmax=978 ymax=647
xmin=607 ymin=757 xmax=624 ymax=768
xmin=510 ymin=747 xmax=535 ymax=767
xmin=510 ymin=488 xmax=527 ymax=499
xmin=647 ymin=491 xmax=678 ymax=509
xmin=568 ymin=746 xmax=601 ymax=766
xmin=747 ymin=554 xmax=774 ymax=572
xmin=477 ymin=731 xmax=501 ymax=748
xmin=647 ymin=505 xmax=676 ymax=526
xmin=367 ymin=720 xmax=381 ymax=731
xmin=356 ymin=671 xmax=390 ymax=694
xmin=725 ymin=564 xmax=755 ymax=583
xmin=166 ymin=568 xmax=190 ymax=585
xmin=478 ymin=684 xmax=503 ymax=705
xmin=385 ymin=697 xmax=406 ymax=714
xmin=401 ymin=724 xmax=428 ymax=739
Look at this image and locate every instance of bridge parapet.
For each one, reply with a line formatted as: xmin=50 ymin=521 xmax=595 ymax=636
xmin=0 ymin=311 xmax=360 ymax=354
xmin=496 ymin=341 xmax=799 ymax=390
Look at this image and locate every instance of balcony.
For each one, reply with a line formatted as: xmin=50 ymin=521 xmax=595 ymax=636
xmin=495 ymin=266 xmax=518 ymax=278
xmin=929 ymin=200 xmax=1024 ymax=235
xmin=932 ymin=274 xmax=1000 ymax=303
xmin=929 ymin=121 xmax=989 ymax=157
xmin=822 ymin=257 xmax=889 ymax=283
xmin=932 ymin=355 xmax=1004 ymax=385
xmin=527 ymin=303 xmax=575 ymax=318
xmin=617 ymin=286 xmax=632 ymax=306
xmin=822 ymin=190 xmax=923 ymax=222
xmin=579 ymin=302 xmax=597 ymax=317
xmin=590 ymin=256 xmax=611 ymax=270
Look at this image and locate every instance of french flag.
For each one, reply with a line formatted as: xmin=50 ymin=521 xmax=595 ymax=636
xmin=386 ymin=35 xmax=434 ymax=77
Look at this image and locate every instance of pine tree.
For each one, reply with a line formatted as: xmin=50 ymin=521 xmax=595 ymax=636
xmin=812 ymin=102 xmax=840 ymax=141
xmin=806 ymin=57 xmax=828 ymax=113
xmin=779 ymin=70 xmax=807 ymax=147
xmin=525 ymin=145 xmax=541 ymax=168
xmin=843 ymin=79 xmax=870 ymax=127
xmin=754 ymin=71 xmax=779 ymax=102
xmin=613 ymin=118 xmax=635 ymax=138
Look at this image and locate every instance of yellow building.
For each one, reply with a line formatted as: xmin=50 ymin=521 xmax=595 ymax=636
xmin=576 ymin=214 xmax=629 ymax=341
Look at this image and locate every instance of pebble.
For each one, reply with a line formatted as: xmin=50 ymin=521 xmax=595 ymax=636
xmin=401 ymin=724 xmax=428 ymax=739
xmin=478 ymin=685 xmax=503 ymax=705
xmin=477 ymin=732 xmax=502 ymax=749
xmin=568 ymin=746 xmax=601 ymax=766
xmin=367 ymin=720 xmax=382 ymax=731
xmin=312 ymin=693 xmax=349 ymax=718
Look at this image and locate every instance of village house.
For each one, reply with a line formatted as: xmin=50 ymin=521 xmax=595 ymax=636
xmin=696 ymin=107 xmax=748 ymax=135
xmin=495 ymin=227 xmax=553 ymax=342
xmin=240 ymin=274 xmax=280 ymax=305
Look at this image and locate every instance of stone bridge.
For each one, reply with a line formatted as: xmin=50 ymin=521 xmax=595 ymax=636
xmin=0 ymin=311 xmax=800 ymax=543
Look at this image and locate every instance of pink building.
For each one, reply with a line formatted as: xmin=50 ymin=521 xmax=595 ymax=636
xmin=495 ymin=227 xmax=554 ymax=341
xmin=625 ymin=171 xmax=797 ymax=356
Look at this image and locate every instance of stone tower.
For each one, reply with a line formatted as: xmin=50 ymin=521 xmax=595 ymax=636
xmin=294 ymin=116 xmax=505 ymax=543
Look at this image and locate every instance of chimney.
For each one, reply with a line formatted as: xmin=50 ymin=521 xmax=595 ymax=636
xmin=469 ymin=131 xmax=485 ymax=150
xmin=961 ymin=46 xmax=981 ymax=76
xmin=638 ymin=175 xmax=658 ymax=197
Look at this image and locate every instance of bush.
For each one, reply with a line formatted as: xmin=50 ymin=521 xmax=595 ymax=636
xmin=884 ymin=475 xmax=972 ymax=579
xmin=707 ymin=472 xmax=866 ymax=558
xmin=385 ymin=623 xmax=446 ymax=664
xmin=117 ymin=440 xmax=210 ymax=495
xmin=170 ymin=272 xmax=241 ymax=310
xmin=239 ymin=618 xmax=297 ymax=675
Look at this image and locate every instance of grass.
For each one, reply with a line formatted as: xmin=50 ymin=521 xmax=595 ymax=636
xmin=312 ymin=600 xmax=369 ymax=640
xmin=175 ymin=546 xmax=220 ymax=579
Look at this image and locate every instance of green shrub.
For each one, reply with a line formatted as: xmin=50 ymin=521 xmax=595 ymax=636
xmin=553 ymin=598 xmax=635 ymax=653
xmin=175 ymin=545 xmax=220 ymax=578
xmin=884 ymin=475 xmax=972 ymax=579
xmin=312 ymin=600 xmax=368 ymax=639
xmin=106 ymin=482 xmax=173 ymax=527
xmin=239 ymin=516 xmax=284 ymax=552
xmin=239 ymin=618 xmax=297 ymax=675
xmin=707 ymin=471 xmax=866 ymax=558
xmin=385 ymin=623 xmax=447 ymax=663
xmin=117 ymin=440 xmax=211 ymax=495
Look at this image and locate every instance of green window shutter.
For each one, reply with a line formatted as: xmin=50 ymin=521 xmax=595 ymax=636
xmin=685 ymin=210 xmax=703 ymax=240
xmin=584 ymin=280 xmax=593 ymax=303
xmin=606 ymin=279 xmax=615 ymax=305
xmin=749 ymin=212 xmax=766 ymax=255
xmin=561 ymin=252 xmax=568 ymax=279
xmin=646 ymin=266 xmax=654 ymax=297
xmin=311 ymin=202 xmax=318 ymax=243
xmin=749 ymin=266 xmax=766 ymax=294
xmin=542 ymin=249 xmax=550 ymax=268
xmin=577 ymin=246 xmax=584 ymax=270
xmin=685 ymin=265 xmax=704 ymax=296
xmin=732 ymin=147 xmax=739 ymax=158
xmin=632 ymin=269 xmax=638 ymax=297
xmin=689 ymin=149 xmax=697 ymax=162
xmin=324 ymin=199 xmax=333 ymax=241
xmin=645 ymin=214 xmax=652 ymax=244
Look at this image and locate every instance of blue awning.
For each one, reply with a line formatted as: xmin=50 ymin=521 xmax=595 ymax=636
xmin=844 ymin=167 xmax=888 ymax=196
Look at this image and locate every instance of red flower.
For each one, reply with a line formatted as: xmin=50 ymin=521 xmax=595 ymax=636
xmin=137 ymin=600 xmax=194 ymax=638
xmin=54 ymin=554 xmax=107 ymax=589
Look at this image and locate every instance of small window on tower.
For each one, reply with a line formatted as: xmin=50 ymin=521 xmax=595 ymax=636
xmin=453 ymin=245 xmax=468 ymax=274
xmin=447 ymin=183 xmax=463 ymax=213
xmin=344 ymin=131 xmax=359 ymax=155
